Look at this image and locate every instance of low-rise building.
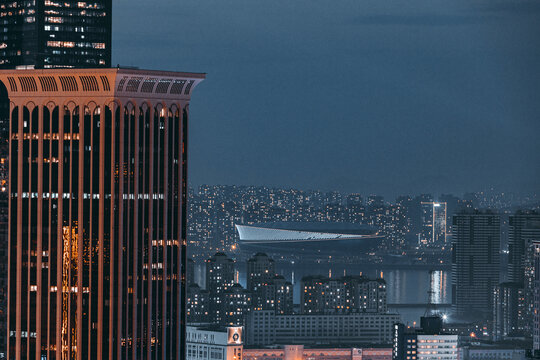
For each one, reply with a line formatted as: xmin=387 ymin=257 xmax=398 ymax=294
xmin=243 ymin=346 xmax=392 ymax=360
xmin=246 ymin=310 xmax=399 ymax=346
xmin=393 ymin=317 xmax=458 ymax=360
xmin=460 ymin=346 xmax=525 ymax=360
xmin=186 ymin=325 xmax=244 ymax=360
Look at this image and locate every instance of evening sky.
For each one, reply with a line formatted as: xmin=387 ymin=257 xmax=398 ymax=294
xmin=113 ymin=0 xmax=540 ymax=198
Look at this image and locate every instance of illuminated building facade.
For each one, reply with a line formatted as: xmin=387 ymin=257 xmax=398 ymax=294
xmin=419 ymin=202 xmax=447 ymax=246
xmin=392 ymin=317 xmax=458 ymax=360
xmin=2 ymin=68 xmax=205 ymax=359
xmin=246 ymin=252 xmax=275 ymax=310
xmin=243 ymin=346 xmax=392 ymax=360
xmin=206 ymin=252 xmax=235 ymax=324
xmin=0 ymin=0 xmax=112 ymax=69
xmin=186 ymin=326 xmax=243 ymax=360
xmin=246 ymin=310 xmax=399 ymax=346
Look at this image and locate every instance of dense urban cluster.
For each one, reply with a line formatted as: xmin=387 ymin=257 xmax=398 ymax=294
xmin=187 ymin=251 xmax=398 ymax=347
xmin=187 ymin=184 xmax=538 ymax=258
xmin=185 ymin=186 xmax=540 ymax=359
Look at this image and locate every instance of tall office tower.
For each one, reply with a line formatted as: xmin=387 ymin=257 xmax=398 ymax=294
xmin=419 ymin=202 xmax=447 ymax=246
xmin=409 ymin=194 xmax=433 ymax=244
xmin=0 ymin=0 xmax=112 ymax=69
xmin=508 ymin=210 xmax=540 ymax=284
xmin=246 ymin=253 xmax=275 ymax=310
xmin=206 ymin=252 xmax=235 ymax=323
xmin=451 ymin=210 xmax=500 ymax=320
xmin=2 ymin=68 xmax=205 ymax=359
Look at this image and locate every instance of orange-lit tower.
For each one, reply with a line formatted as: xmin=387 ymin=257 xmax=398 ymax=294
xmin=2 ymin=68 xmax=205 ymax=359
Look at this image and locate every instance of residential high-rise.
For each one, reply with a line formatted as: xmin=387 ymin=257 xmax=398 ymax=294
xmin=0 ymin=0 xmax=112 ymax=69
xmin=452 ymin=210 xmax=500 ymax=320
xmin=272 ymin=275 xmax=293 ymax=315
xmin=223 ymin=283 xmax=252 ymax=326
xmin=187 ymin=284 xmax=210 ymax=324
xmin=508 ymin=210 xmax=540 ymax=284
xmin=206 ymin=252 xmax=235 ymax=323
xmin=2 ymin=68 xmax=205 ymax=359
xmin=300 ymin=275 xmax=387 ymax=315
xmin=246 ymin=253 xmax=275 ymax=310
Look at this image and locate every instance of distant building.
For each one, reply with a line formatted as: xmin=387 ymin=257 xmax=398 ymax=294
xmin=0 ymin=0 xmax=112 ymax=69
xmin=188 ymin=258 xmax=196 ymax=286
xmin=530 ymin=240 xmax=540 ymax=352
xmin=187 ymin=284 xmax=210 ymax=324
xmin=186 ymin=325 xmax=243 ymax=360
xmin=273 ymin=275 xmax=294 ymax=315
xmin=300 ymin=275 xmax=387 ymax=314
xmin=247 ymin=253 xmax=276 ymax=310
xmin=206 ymin=252 xmax=236 ymax=324
xmin=492 ymin=282 xmax=526 ymax=340
xmin=246 ymin=310 xmax=399 ymax=346
xmin=459 ymin=346 xmax=525 ymax=360
xmin=223 ymin=283 xmax=252 ymax=327
xmin=508 ymin=211 xmax=540 ymax=284
xmin=452 ymin=211 xmax=500 ymax=320
xmin=243 ymin=346 xmax=392 ymax=360
xmin=419 ymin=202 xmax=447 ymax=246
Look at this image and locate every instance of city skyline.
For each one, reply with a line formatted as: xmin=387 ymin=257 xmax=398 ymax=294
xmin=0 ymin=0 xmax=538 ymax=358
xmin=112 ymin=0 xmax=540 ymax=198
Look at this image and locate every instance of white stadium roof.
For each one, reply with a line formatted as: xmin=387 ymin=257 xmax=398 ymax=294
xmin=235 ymin=224 xmax=374 ymax=243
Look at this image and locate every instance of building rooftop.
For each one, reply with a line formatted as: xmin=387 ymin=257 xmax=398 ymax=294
xmin=0 ymin=67 xmax=205 ymax=102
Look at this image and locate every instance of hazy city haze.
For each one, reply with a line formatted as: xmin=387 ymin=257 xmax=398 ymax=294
xmin=114 ymin=0 xmax=540 ymax=198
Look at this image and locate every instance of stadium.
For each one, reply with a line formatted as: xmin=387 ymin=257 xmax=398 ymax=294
xmin=235 ymin=222 xmax=381 ymax=256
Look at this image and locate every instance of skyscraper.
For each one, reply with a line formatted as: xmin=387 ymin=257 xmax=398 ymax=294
xmin=508 ymin=210 xmax=540 ymax=284
xmin=451 ymin=210 xmax=500 ymax=320
xmin=0 ymin=0 xmax=112 ymax=69
xmin=2 ymin=68 xmax=205 ymax=359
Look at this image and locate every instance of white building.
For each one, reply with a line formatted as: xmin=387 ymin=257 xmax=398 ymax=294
xmin=186 ymin=326 xmax=243 ymax=360
xmin=246 ymin=310 xmax=399 ymax=346
xmin=416 ymin=334 xmax=458 ymax=360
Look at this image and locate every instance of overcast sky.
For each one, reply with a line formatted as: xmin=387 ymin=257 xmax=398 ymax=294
xmin=113 ymin=0 xmax=540 ymax=199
